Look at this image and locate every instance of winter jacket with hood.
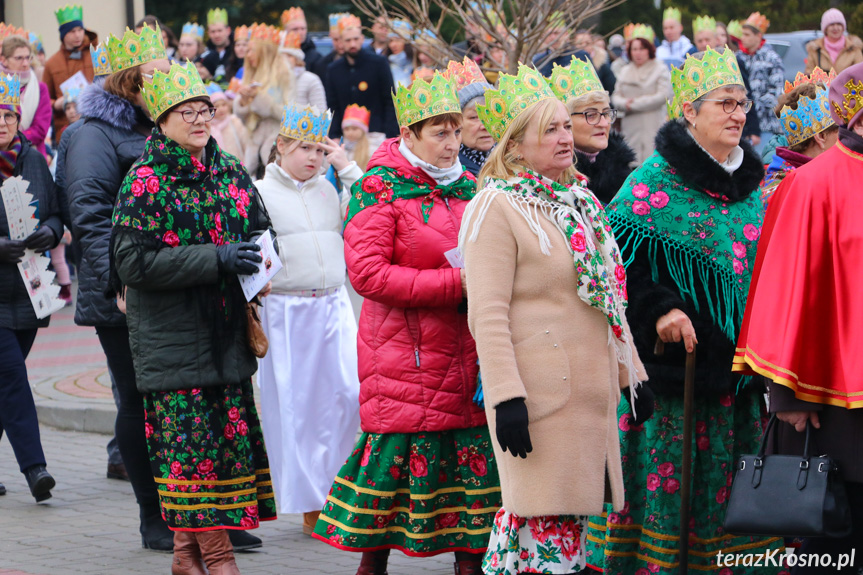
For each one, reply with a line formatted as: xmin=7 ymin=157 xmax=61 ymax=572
xmin=805 ymin=35 xmax=863 ymax=75
xmin=66 ymin=82 xmax=154 ymax=327
xmin=42 ymin=30 xmax=97 ymax=138
xmin=0 ymin=133 xmax=63 ymax=330
xmin=344 ymin=138 xmax=486 ymax=434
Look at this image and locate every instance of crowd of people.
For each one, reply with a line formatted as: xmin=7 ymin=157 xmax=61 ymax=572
xmin=1 ymin=3 xmax=862 ymax=575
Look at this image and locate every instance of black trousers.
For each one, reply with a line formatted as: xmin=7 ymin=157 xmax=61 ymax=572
xmin=95 ymin=326 xmax=160 ymax=511
xmin=0 ymin=328 xmax=43 ymax=473
xmin=792 ymin=481 xmax=863 ymax=574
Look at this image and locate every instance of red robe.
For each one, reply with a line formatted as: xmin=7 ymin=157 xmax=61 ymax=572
xmin=733 ymin=135 xmax=863 ymax=408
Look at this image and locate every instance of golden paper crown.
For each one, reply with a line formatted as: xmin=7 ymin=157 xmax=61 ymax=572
xmin=140 ymin=60 xmax=208 ymax=121
xmin=338 ymin=15 xmax=362 ymax=35
xmin=281 ymin=8 xmax=305 ymax=26
xmin=785 ymin=67 xmax=836 ymax=93
xmin=692 ymin=16 xmax=716 ymax=35
xmin=393 ymin=71 xmax=460 ymax=128
xmin=0 ymin=23 xmax=28 ymax=40
xmin=207 ymin=8 xmax=228 ymax=27
xmin=443 ymin=57 xmax=488 ymax=91
xmin=743 ymin=12 xmax=769 ymax=34
xmin=668 ymin=46 xmax=743 ymax=119
xmin=234 ymin=25 xmax=250 ymax=41
xmin=104 ymin=23 xmax=167 ymax=73
xmin=830 ymin=77 xmax=863 ymax=126
xmin=663 ymin=7 xmax=682 ymax=23
xmin=477 ymin=63 xmax=557 ymax=141
xmin=90 ymin=42 xmax=112 ymax=76
xmin=249 ymin=23 xmax=281 ymax=45
xmin=548 ymin=56 xmax=603 ymax=102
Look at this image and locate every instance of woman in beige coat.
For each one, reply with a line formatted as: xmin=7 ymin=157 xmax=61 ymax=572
xmin=805 ymin=8 xmax=863 ymax=74
xmin=611 ymin=38 xmax=672 ymax=164
xmin=459 ymin=67 xmax=651 ymax=575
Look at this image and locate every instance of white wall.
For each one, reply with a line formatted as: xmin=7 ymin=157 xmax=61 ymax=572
xmin=7 ymin=0 xmax=145 ymax=55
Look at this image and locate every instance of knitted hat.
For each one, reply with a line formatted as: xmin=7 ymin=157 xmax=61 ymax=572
xmin=829 ymin=62 xmax=863 ymax=128
xmin=821 ymin=8 xmax=846 ymax=34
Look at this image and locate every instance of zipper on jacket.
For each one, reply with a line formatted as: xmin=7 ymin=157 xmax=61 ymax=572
xmin=299 ymin=191 xmax=326 ymax=288
xmin=404 ymin=308 xmax=422 ymax=368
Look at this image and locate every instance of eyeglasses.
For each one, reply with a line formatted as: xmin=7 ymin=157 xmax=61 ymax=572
xmin=171 ymin=107 xmax=217 ymax=123
xmin=10 ymin=55 xmax=32 ymax=63
xmin=0 ymin=113 xmax=19 ymax=125
xmin=571 ymin=109 xmax=618 ymax=125
xmin=701 ymin=98 xmax=754 ymax=114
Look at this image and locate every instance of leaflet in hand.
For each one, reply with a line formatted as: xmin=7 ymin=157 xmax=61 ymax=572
xmin=444 ymin=247 xmax=465 ymax=269
xmin=239 ymin=230 xmax=283 ymax=302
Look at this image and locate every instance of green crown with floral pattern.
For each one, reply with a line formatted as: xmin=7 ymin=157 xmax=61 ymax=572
xmin=140 ymin=61 xmax=207 ymax=121
xmin=393 ymin=71 xmax=460 ymax=128
xmin=207 ymin=8 xmax=228 ymax=27
xmin=105 ymin=23 xmax=166 ymax=72
xmin=548 ymin=56 xmax=604 ymax=102
xmin=55 ymin=4 xmax=83 ymax=26
xmin=663 ymin=7 xmax=682 ymax=23
xmin=477 ymin=63 xmax=556 ymax=142
xmin=692 ymin=15 xmax=717 ymax=35
xmin=668 ymin=46 xmax=743 ymax=119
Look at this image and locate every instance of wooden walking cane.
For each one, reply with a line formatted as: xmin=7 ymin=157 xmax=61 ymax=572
xmin=655 ymin=339 xmax=697 ymax=575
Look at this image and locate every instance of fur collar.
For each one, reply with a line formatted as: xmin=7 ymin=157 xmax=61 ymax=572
xmin=576 ymin=132 xmax=636 ymax=205
xmin=76 ymin=82 xmax=150 ymax=133
xmin=654 ymin=120 xmax=764 ymax=202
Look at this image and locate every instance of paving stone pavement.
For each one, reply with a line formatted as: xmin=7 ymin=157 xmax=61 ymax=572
xmin=0 ymin=425 xmax=453 ymax=575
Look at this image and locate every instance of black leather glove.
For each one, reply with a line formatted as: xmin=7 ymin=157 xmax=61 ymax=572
xmin=217 ymin=242 xmax=262 ymax=275
xmin=0 ymin=237 xmax=26 ymax=263
xmin=24 ymin=226 xmax=58 ymax=253
xmin=623 ymin=383 xmax=656 ymax=426
xmin=495 ymin=398 xmax=532 ymax=459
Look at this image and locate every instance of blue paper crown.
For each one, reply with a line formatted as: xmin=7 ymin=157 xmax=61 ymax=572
xmin=90 ymin=42 xmax=112 ymax=76
xmin=62 ymin=86 xmax=82 ymax=103
xmin=205 ymin=82 xmax=223 ymax=96
xmin=780 ymin=85 xmax=835 ymax=147
xmin=389 ymin=19 xmax=412 ymax=39
xmin=182 ymin=22 xmax=204 ymax=40
xmin=279 ymin=104 xmax=333 ymax=143
xmin=328 ymin=13 xmax=350 ymax=31
xmin=0 ymin=74 xmax=21 ymax=107
xmin=28 ymin=32 xmax=43 ymax=52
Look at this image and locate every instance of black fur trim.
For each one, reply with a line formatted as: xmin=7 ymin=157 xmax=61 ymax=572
xmin=576 ymin=132 xmax=636 ymax=205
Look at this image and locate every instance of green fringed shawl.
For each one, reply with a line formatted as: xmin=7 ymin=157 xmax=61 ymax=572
xmin=606 ymin=152 xmax=764 ymax=345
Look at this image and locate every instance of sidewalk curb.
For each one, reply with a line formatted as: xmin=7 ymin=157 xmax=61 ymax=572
xmin=36 ymin=402 xmax=116 ymax=435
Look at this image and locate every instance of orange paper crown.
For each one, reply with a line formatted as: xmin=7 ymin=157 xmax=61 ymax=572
xmin=249 ymin=23 xmax=281 ymax=44
xmin=234 ymin=25 xmax=250 ymax=41
xmin=743 ymin=12 xmax=770 ymax=34
xmin=342 ymin=104 xmax=371 ymax=128
xmin=226 ymin=76 xmax=242 ymax=95
xmin=443 ymin=57 xmax=487 ymax=90
xmin=280 ymin=30 xmax=302 ymax=50
xmin=338 ymin=15 xmax=362 ymax=35
xmin=412 ymin=67 xmax=436 ymax=83
xmin=0 ymin=23 xmax=28 ymax=40
xmin=281 ymin=7 xmax=305 ymax=26
xmin=785 ymin=67 xmax=836 ymax=93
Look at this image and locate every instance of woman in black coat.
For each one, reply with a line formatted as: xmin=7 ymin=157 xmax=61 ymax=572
xmin=0 ymin=98 xmax=63 ymax=502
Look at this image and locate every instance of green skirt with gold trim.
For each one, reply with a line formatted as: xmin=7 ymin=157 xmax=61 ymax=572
xmin=312 ymin=426 xmax=502 ymax=557
xmin=144 ymin=379 xmax=277 ymax=531
xmin=585 ymin=390 xmax=787 ymax=574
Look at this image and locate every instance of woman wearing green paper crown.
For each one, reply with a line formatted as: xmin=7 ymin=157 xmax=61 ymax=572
xmin=312 ymin=71 xmax=500 ymax=575
xmin=584 ymin=47 xmax=787 ymax=574
xmin=110 ymin=60 xmax=276 ymax=575
xmin=458 ymin=63 xmax=650 ymax=575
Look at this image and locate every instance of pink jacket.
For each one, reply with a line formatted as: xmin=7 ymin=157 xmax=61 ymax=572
xmin=22 ymin=81 xmax=51 ymax=157
xmin=344 ymin=139 xmax=486 ymax=434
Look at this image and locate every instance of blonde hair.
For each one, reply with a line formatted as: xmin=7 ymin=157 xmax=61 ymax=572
xmin=350 ymin=130 xmax=371 ymax=171
xmin=565 ymin=91 xmax=610 ymax=114
xmin=245 ymin=39 xmax=294 ymax=98
xmin=267 ymin=134 xmax=305 ymax=165
xmin=478 ymin=98 xmax=580 ymax=189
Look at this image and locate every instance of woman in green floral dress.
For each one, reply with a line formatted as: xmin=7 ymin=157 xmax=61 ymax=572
xmin=584 ymin=47 xmax=787 ymax=574
xmin=111 ymin=61 xmax=276 ymax=575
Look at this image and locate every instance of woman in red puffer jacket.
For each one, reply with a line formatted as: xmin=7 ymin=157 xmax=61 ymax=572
xmin=312 ymin=75 xmax=501 ymax=575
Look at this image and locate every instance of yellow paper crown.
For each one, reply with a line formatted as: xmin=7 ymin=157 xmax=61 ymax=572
xmin=207 ymin=8 xmax=228 ymax=27
xmin=281 ymin=8 xmax=305 ymax=26
xmin=692 ymin=16 xmax=716 ymax=36
xmin=830 ymin=77 xmax=863 ymax=126
xmin=140 ymin=60 xmax=208 ymax=121
xmin=548 ymin=56 xmax=603 ymax=102
xmin=744 ymin=12 xmax=769 ymax=34
xmin=668 ymin=46 xmax=743 ymax=119
xmin=663 ymin=7 xmax=682 ymax=23
xmin=477 ymin=63 xmax=557 ymax=141
xmin=726 ymin=20 xmax=744 ymax=39
xmin=624 ymin=23 xmax=655 ymax=43
xmin=393 ymin=71 xmax=460 ymax=128
xmin=249 ymin=23 xmax=281 ymax=45
xmin=104 ymin=23 xmax=167 ymax=73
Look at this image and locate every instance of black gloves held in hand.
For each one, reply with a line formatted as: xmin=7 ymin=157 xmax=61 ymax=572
xmin=623 ymin=383 xmax=656 ymax=426
xmin=495 ymin=398 xmax=532 ymax=459
xmin=25 ymin=226 xmax=58 ymax=253
xmin=217 ymin=242 xmax=262 ymax=276
xmin=0 ymin=237 xmax=26 ymax=263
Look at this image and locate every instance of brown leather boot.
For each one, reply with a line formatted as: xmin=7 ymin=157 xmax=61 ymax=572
xmin=171 ymin=531 xmax=206 ymax=575
xmin=302 ymin=511 xmax=321 ymax=535
xmin=197 ymin=530 xmax=241 ymax=575
xmin=453 ymin=558 xmax=483 ymax=575
xmin=356 ymin=549 xmax=390 ymax=575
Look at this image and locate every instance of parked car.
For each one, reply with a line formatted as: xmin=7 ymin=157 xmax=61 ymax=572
xmin=765 ymin=30 xmax=821 ymax=83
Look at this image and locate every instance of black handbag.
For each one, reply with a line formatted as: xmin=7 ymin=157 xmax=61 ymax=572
xmin=724 ymin=414 xmax=853 ymax=538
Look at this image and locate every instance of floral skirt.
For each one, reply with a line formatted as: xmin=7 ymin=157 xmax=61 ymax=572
xmin=483 ymin=508 xmax=587 ymax=574
xmin=312 ymin=425 xmax=502 ymax=556
xmin=584 ymin=390 xmax=787 ymax=574
xmin=144 ymin=380 xmax=277 ymax=531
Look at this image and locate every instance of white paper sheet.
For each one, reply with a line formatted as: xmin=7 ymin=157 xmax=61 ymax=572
xmin=59 ymin=71 xmax=89 ymax=97
xmin=239 ymin=230 xmax=283 ymax=301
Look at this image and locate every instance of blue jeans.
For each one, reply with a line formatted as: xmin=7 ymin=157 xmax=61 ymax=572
xmin=0 ymin=328 xmax=45 ymax=473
